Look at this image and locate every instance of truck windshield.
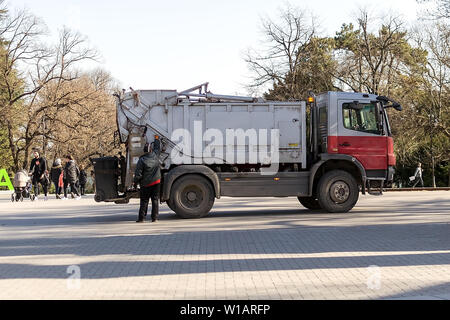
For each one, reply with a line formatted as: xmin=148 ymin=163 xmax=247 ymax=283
xmin=343 ymin=103 xmax=381 ymax=135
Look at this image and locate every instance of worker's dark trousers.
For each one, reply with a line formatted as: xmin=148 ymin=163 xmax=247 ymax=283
xmin=138 ymin=184 xmax=160 ymax=221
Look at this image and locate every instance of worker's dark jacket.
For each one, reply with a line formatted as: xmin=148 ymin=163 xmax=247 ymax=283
xmin=133 ymin=152 xmax=161 ymax=187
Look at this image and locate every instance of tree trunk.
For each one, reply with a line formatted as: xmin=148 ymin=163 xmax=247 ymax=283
xmin=6 ymin=121 xmax=20 ymax=172
xmin=22 ymin=140 xmax=32 ymax=172
xmin=431 ymin=158 xmax=436 ymax=188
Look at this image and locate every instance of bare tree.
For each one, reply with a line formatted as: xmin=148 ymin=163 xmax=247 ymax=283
xmin=410 ymin=22 xmax=450 ymax=186
xmin=417 ymin=0 xmax=450 ymax=20
xmin=244 ymin=4 xmax=318 ymax=95
xmin=333 ymin=10 xmax=415 ymax=95
xmin=43 ymin=69 xmax=119 ymax=170
xmin=0 ymin=6 xmax=97 ymax=170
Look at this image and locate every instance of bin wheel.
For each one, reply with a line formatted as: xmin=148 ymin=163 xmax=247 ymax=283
xmin=11 ymin=194 xmax=15 ymax=202
xmin=114 ymin=198 xmax=130 ymax=204
xmin=94 ymin=190 xmax=105 ymax=202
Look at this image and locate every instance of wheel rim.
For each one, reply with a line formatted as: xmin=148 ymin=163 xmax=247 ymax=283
xmin=180 ymin=184 xmax=204 ymax=209
xmin=330 ymin=180 xmax=350 ymax=203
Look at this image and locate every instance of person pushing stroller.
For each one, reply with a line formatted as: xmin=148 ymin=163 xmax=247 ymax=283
xmin=29 ymin=150 xmax=49 ymax=201
xmin=12 ymin=169 xmax=35 ymax=202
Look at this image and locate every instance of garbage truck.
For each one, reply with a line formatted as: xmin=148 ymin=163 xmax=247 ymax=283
xmin=91 ymin=82 xmax=401 ymax=218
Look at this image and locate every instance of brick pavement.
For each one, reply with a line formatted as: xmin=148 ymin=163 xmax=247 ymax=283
xmin=0 ymin=191 xmax=449 ymax=299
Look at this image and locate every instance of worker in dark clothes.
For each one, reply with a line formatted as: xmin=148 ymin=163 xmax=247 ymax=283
xmin=133 ymin=138 xmax=161 ymax=223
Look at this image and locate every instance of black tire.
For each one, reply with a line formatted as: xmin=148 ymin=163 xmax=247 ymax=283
xmin=166 ymin=198 xmax=175 ymax=212
xmin=11 ymin=194 xmax=14 ymax=202
xmin=297 ymin=196 xmax=322 ymax=210
xmin=170 ymin=174 xmax=215 ymax=219
xmin=114 ymin=198 xmax=130 ymax=204
xmin=94 ymin=190 xmax=105 ymax=203
xmin=317 ymin=170 xmax=359 ymax=213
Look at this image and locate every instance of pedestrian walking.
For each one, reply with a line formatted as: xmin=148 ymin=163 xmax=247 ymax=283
xmin=412 ymin=162 xmax=424 ymax=188
xmin=90 ymin=170 xmax=95 ymax=192
xmin=58 ymin=168 xmax=64 ymax=196
xmin=79 ymin=167 xmax=87 ymax=196
xmin=62 ymin=155 xmax=81 ymax=200
xmin=133 ymin=142 xmax=161 ymax=223
xmin=29 ymin=150 xmax=48 ymax=201
xmin=74 ymin=163 xmax=81 ymax=198
xmin=50 ymin=158 xmax=63 ymax=199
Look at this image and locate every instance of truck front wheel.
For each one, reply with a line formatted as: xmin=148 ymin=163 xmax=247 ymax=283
xmin=297 ymin=197 xmax=321 ymax=210
xmin=317 ymin=170 xmax=359 ymax=213
xmin=170 ymin=175 xmax=215 ymax=219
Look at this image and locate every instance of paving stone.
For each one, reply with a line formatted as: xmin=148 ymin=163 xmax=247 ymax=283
xmin=0 ymin=192 xmax=449 ymax=299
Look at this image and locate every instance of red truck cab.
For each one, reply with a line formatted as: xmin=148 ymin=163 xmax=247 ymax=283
xmin=314 ymin=92 xmax=400 ymax=194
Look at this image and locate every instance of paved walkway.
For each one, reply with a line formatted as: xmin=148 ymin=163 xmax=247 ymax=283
xmin=0 ymin=191 xmax=449 ymax=299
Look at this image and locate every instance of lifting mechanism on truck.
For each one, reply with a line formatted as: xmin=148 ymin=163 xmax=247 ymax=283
xmin=91 ymin=82 xmax=401 ymax=218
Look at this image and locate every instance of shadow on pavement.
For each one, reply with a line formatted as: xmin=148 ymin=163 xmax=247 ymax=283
xmin=0 ymin=222 xmax=449 ymax=278
xmin=0 ymin=196 xmax=449 ymax=299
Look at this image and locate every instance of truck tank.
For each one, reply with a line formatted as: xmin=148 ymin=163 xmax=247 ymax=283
xmin=116 ymin=83 xmax=307 ymax=179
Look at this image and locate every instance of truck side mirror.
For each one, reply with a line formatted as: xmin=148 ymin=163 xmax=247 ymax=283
xmin=376 ymin=95 xmax=402 ymax=111
xmin=393 ymin=103 xmax=402 ymax=111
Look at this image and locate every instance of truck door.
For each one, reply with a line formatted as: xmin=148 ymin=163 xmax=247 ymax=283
xmin=317 ymin=105 xmax=328 ymax=154
xmin=337 ymin=101 xmax=388 ymax=175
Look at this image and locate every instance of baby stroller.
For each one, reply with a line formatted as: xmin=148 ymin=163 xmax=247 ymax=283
xmin=11 ymin=170 xmax=35 ymax=202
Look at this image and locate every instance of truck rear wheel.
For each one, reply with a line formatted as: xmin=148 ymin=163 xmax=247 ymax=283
xmin=317 ymin=170 xmax=359 ymax=213
xmin=170 ymin=175 xmax=215 ymax=219
xmin=297 ymin=197 xmax=321 ymax=210
xmin=166 ymin=198 xmax=175 ymax=212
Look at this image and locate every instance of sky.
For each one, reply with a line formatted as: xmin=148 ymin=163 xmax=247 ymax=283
xmin=8 ymin=0 xmax=422 ymax=96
